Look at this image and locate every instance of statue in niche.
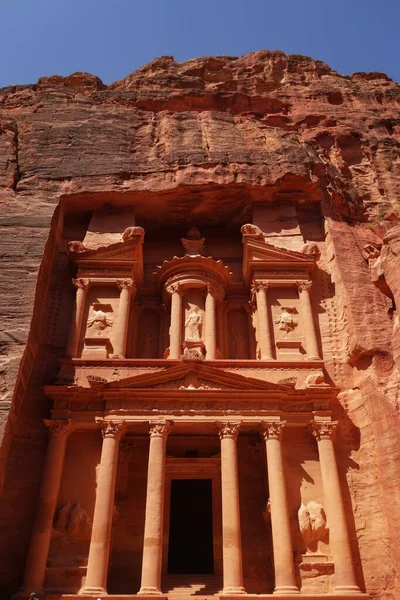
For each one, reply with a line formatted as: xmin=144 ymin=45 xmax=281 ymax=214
xmin=181 ymin=226 xmax=205 ymax=256
xmin=298 ymin=501 xmax=328 ymax=548
xmin=274 ymin=306 xmax=298 ymax=335
xmin=87 ymin=303 xmax=113 ymax=336
xmin=185 ymin=306 xmax=203 ymax=341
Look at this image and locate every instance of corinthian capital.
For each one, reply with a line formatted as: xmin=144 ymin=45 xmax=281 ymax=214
xmin=261 ymin=421 xmax=286 ymax=441
xmin=72 ymin=277 xmax=89 ymax=290
xmin=310 ymin=421 xmax=337 ymax=441
xmin=116 ymin=279 xmax=135 ymax=292
xmin=251 ymin=281 xmax=269 ymax=295
xmin=101 ymin=420 xmax=126 ymax=439
xmin=165 ymin=282 xmax=181 ymax=295
xmin=216 ymin=421 xmax=241 ymax=440
xmin=44 ymin=419 xmax=74 ymax=437
xmin=149 ymin=420 xmax=173 ymax=439
xmin=296 ymin=280 xmax=312 ymax=292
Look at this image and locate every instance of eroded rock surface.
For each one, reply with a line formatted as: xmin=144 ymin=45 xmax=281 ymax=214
xmin=0 ymin=51 xmax=400 ymax=598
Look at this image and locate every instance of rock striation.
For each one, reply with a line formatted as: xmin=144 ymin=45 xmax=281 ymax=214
xmin=0 ymin=51 xmax=400 ymax=598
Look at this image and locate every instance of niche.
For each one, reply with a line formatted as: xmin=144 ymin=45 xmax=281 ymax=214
xmin=228 ymin=309 xmax=250 ymax=359
xmin=136 ymin=309 xmax=160 ymax=358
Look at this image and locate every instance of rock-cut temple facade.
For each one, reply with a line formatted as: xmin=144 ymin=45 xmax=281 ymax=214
xmin=0 ymin=52 xmax=400 ymax=600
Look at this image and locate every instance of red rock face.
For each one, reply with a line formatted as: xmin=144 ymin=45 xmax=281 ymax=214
xmin=0 ymin=51 xmax=400 ymax=598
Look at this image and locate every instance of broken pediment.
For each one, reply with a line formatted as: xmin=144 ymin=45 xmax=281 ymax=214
xmin=100 ymin=363 xmax=291 ymax=392
xmin=241 ymin=237 xmax=317 ymax=284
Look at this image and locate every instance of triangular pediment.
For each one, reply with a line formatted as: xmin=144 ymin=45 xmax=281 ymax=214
xmin=101 ymin=363 xmax=291 ymax=392
xmin=244 ymin=239 xmax=314 ymax=263
xmin=242 ymin=239 xmax=315 ymax=284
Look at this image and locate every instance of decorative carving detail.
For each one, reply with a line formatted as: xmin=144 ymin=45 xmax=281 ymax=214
xmin=277 ymin=377 xmax=297 ymax=388
xmin=261 ymin=421 xmax=286 ymax=440
xmin=181 ymin=227 xmax=206 ymax=256
xmin=122 ymin=226 xmax=145 ymax=242
xmin=305 ymin=371 xmax=328 ymax=387
xmin=101 ymin=420 xmax=125 ymax=439
xmin=165 ymin=282 xmax=181 ymax=295
xmin=241 ymin=223 xmax=264 ymax=240
xmin=216 ymin=421 xmax=241 ymax=440
xmin=274 ymin=306 xmax=298 ymax=334
xmin=68 ymin=241 xmax=91 ymax=254
xmin=44 ymin=419 xmax=73 ymax=436
xmin=311 ymin=421 xmax=337 ymax=441
xmin=72 ymin=277 xmax=89 ymax=290
xmin=120 ymin=439 xmax=135 ymax=460
xmin=183 ymin=346 xmax=205 ymax=360
xmin=296 ymin=280 xmax=312 ymax=292
xmin=300 ymin=242 xmax=321 ymax=260
xmin=149 ymin=420 xmax=172 ymax=438
xmin=54 ymin=502 xmax=91 ymax=538
xmin=116 ymin=278 xmax=135 ymax=292
xmin=298 ymin=501 xmax=328 ymax=547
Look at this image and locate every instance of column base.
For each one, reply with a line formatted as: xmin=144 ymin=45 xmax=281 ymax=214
xmin=222 ymin=586 xmax=247 ymax=595
xmin=79 ymin=586 xmax=108 ymax=596
xmin=273 ymin=586 xmax=300 ymax=595
xmin=307 ymin=355 xmax=321 ymax=361
xmin=334 ymin=585 xmax=363 ymax=595
xmin=138 ymin=587 xmax=164 ymax=595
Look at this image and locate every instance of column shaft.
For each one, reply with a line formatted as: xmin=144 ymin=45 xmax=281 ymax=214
xmin=254 ymin=283 xmax=274 ymax=360
xmin=312 ymin=422 xmax=361 ymax=594
xmin=113 ymin=279 xmax=134 ymax=358
xmin=80 ymin=421 xmax=125 ymax=596
xmin=297 ymin=282 xmax=320 ymax=360
xmin=21 ymin=420 xmax=72 ymax=593
xmin=139 ymin=421 xmax=172 ymax=595
xmin=169 ymin=287 xmax=182 ymax=360
xmin=205 ymin=288 xmax=217 ymax=359
xmin=262 ymin=422 xmax=299 ymax=595
xmin=218 ymin=422 xmax=245 ymax=595
xmin=66 ymin=278 xmax=88 ymax=357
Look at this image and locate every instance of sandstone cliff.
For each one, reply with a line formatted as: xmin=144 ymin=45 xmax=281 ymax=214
xmin=1 ymin=51 xmax=400 ymax=598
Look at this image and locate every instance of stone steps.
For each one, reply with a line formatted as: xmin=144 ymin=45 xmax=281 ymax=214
xmin=162 ymin=575 xmax=223 ymax=595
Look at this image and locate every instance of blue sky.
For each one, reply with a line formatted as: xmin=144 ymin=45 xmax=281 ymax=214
xmin=2 ymin=0 xmax=399 ymax=88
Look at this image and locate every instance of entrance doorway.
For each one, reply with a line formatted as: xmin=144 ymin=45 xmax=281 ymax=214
xmin=168 ymin=479 xmax=214 ymax=574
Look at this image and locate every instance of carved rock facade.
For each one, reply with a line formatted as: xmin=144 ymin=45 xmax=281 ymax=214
xmin=0 ymin=51 xmax=400 ymax=600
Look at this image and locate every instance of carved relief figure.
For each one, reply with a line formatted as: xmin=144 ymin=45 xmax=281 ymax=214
xmin=185 ymin=306 xmax=203 ymax=341
xmin=274 ymin=306 xmax=298 ymax=335
xmin=87 ymin=304 xmax=113 ymax=336
xmin=298 ymin=501 xmax=328 ymax=548
xmin=54 ymin=502 xmax=91 ymax=539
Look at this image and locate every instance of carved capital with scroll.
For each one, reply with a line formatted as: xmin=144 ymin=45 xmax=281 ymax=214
xmin=116 ymin=278 xmax=135 ymax=292
xmin=44 ymin=419 xmax=74 ymax=437
xmin=261 ymin=420 xmax=286 ymax=441
xmin=149 ymin=420 xmax=173 ymax=439
xmin=310 ymin=421 xmax=337 ymax=441
xmin=216 ymin=421 xmax=242 ymax=440
xmin=251 ymin=281 xmax=270 ymax=295
xmin=165 ymin=282 xmax=182 ymax=296
xmin=296 ymin=280 xmax=312 ymax=292
xmin=101 ymin=420 xmax=126 ymax=439
xmin=72 ymin=277 xmax=89 ymax=290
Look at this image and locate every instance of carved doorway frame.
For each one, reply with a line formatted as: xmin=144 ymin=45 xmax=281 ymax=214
xmin=162 ymin=457 xmax=222 ymax=577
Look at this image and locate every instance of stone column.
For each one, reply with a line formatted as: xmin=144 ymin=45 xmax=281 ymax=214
xmin=217 ymin=421 xmax=246 ymax=595
xmin=66 ymin=278 xmax=89 ymax=357
xmin=21 ymin=419 xmax=73 ymax=593
xmin=253 ymin=282 xmax=274 ymax=360
xmin=297 ymin=281 xmax=320 ymax=360
xmin=205 ymin=285 xmax=217 ymax=359
xmin=80 ymin=421 xmax=125 ymax=596
xmin=311 ymin=422 xmax=361 ymax=594
xmin=139 ymin=420 xmax=172 ymax=595
xmin=168 ymin=284 xmax=182 ymax=360
xmin=113 ymin=279 xmax=135 ymax=358
xmin=262 ymin=421 xmax=299 ymax=595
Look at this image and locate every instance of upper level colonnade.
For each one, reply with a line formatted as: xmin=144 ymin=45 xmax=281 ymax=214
xmin=65 ymin=221 xmax=322 ymax=363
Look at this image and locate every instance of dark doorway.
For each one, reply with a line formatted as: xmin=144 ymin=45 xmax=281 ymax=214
xmin=168 ymin=479 xmax=214 ymax=574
